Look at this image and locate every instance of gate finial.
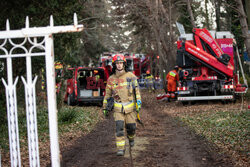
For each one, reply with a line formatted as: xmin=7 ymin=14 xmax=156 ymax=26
xmin=50 ymin=15 xmax=54 ymax=27
xmin=74 ymin=13 xmax=78 ymax=26
xmin=25 ymin=16 xmax=29 ymax=28
xmin=6 ymin=19 xmax=10 ymax=31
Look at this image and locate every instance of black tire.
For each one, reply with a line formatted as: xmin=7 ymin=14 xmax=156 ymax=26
xmin=97 ymin=102 xmax=103 ymax=107
xmin=190 ymin=101 xmax=196 ymax=105
xmin=181 ymin=101 xmax=188 ymax=106
xmin=67 ymin=95 xmax=71 ymax=106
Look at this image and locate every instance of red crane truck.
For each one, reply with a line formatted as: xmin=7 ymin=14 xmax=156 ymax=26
xmin=176 ymin=28 xmax=248 ymax=103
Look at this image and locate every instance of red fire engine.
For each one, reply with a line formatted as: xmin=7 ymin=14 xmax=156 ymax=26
xmin=174 ymin=28 xmax=247 ymax=103
xmin=99 ymin=52 xmax=151 ymax=79
xmin=64 ymin=66 xmax=110 ymax=106
xmin=157 ymin=24 xmax=248 ymax=102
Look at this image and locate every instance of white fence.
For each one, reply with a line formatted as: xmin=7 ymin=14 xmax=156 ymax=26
xmin=0 ymin=13 xmax=83 ymax=167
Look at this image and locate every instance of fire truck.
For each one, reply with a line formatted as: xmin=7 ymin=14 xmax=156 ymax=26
xmin=99 ymin=52 xmax=138 ymax=77
xmin=99 ymin=52 xmax=151 ymax=79
xmin=175 ymin=27 xmax=248 ymax=103
xmin=64 ymin=66 xmax=110 ymax=106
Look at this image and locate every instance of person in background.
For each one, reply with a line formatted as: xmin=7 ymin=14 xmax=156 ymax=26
xmin=166 ymin=66 xmax=179 ymax=100
xmin=145 ymin=70 xmax=154 ymax=92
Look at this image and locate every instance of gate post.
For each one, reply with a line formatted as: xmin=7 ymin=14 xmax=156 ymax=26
xmin=45 ymin=34 xmax=60 ymax=166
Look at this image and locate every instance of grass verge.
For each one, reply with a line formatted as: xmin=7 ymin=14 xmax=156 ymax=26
xmin=178 ymin=108 xmax=249 ymax=165
xmin=0 ymin=104 xmax=101 ymax=166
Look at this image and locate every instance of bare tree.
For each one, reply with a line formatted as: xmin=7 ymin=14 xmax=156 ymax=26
xmin=204 ymin=0 xmax=209 ymax=29
xmin=235 ymin=0 xmax=250 ymax=57
xmin=110 ymin=0 xmax=179 ymax=79
xmin=186 ymin=0 xmax=196 ymax=27
xmin=214 ymin=0 xmax=222 ymax=31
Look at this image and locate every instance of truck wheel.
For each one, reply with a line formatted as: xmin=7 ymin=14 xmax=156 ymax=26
xmin=67 ymin=95 xmax=71 ymax=106
xmin=181 ymin=101 xmax=188 ymax=106
xmin=97 ymin=102 xmax=103 ymax=107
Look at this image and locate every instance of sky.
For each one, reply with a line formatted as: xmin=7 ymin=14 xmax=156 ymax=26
xmin=197 ymin=0 xmax=216 ymax=29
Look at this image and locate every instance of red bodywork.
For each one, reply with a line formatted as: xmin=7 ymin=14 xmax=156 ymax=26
xmin=184 ymin=41 xmax=234 ymax=78
xmin=177 ymin=28 xmax=235 ymax=79
xmin=131 ymin=56 xmax=141 ymax=78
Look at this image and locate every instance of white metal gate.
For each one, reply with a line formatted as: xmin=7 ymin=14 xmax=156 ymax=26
xmin=0 ymin=13 xmax=83 ymax=167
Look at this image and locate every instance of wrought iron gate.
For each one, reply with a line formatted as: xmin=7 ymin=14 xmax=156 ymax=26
xmin=0 ymin=13 xmax=83 ymax=167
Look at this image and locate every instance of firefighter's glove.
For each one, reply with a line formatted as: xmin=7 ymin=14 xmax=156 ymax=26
xmin=136 ymin=100 xmax=142 ymax=112
xmin=103 ymin=109 xmax=109 ymax=117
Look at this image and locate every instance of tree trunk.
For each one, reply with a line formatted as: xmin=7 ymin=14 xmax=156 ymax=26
xmin=205 ymin=0 xmax=210 ymax=29
xmin=235 ymin=0 xmax=250 ymax=57
xmin=169 ymin=0 xmax=173 ymax=53
xmin=186 ymin=0 xmax=196 ymax=27
xmin=225 ymin=1 xmax=232 ymax=31
xmin=215 ymin=0 xmax=222 ymax=31
xmin=245 ymin=0 xmax=250 ymax=27
xmin=145 ymin=0 xmax=168 ymax=89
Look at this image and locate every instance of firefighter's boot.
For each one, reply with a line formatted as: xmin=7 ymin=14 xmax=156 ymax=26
xmin=117 ymin=149 xmax=125 ymax=156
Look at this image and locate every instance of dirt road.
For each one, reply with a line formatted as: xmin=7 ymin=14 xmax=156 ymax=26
xmin=61 ymin=91 xmax=234 ymax=167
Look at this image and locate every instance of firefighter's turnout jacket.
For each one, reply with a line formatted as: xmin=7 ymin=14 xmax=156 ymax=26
xmin=166 ymin=69 xmax=179 ymax=92
xmin=103 ymin=71 xmax=141 ymax=150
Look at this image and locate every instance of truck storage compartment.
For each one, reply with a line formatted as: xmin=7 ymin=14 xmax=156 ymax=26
xmin=77 ymin=69 xmax=105 ymax=98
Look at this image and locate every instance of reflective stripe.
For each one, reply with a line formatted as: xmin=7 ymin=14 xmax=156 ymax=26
xmin=145 ymin=76 xmax=153 ymax=79
xmin=169 ymin=71 xmax=176 ymax=77
xmin=120 ymin=82 xmax=128 ymax=86
xmin=116 ymin=140 xmax=125 ymax=146
xmin=127 ymin=135 xmax=135 ymax=139
xmin=134 ymin=80 xmax=138 ymax=86
xmin=103 ymin=99 xmax=107 ymax=103
xmin=114 ymin=101 xmax=135 ymax=109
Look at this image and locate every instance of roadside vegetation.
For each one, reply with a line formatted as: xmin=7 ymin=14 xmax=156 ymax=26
xmin=177 ymin=104 xmax=249 ymax=166
xmin=0 ymin=104 xmax=100 ymax=166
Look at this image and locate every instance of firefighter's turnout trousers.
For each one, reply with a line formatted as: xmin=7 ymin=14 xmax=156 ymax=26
xmin=103 ymin=71 xmax=141 ymax=151
xmin=114 ymin=101 xmax=137 ymax=150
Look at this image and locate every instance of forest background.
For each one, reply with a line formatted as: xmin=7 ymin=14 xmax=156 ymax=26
xmin=0 ymin=0 xmax=249 ymax=128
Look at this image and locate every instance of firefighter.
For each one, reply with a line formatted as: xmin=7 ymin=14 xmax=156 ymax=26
xmin=94 ymin=70 xmax=100 ymax=82
xmin=78 ymin=71 xmax=86 ymax=87
xmin=102 ymin=54 xmax=142 ymax=156
xmin=166 ymin=66 xmax=179 ymax=99
xmin=145 ymin=70 xmax=154 ymax=92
